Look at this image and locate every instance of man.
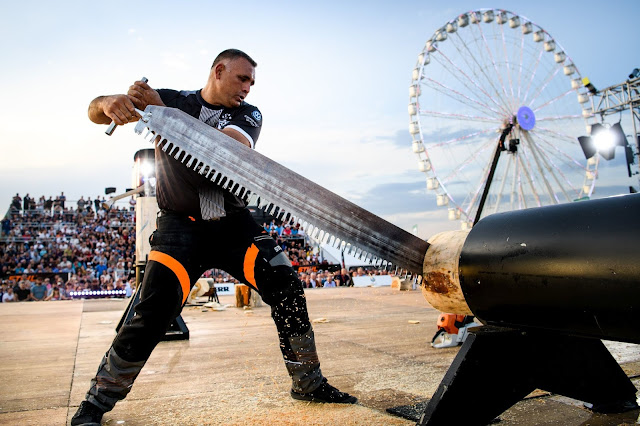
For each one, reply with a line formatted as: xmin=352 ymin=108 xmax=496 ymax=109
xmin=2 ymin=286 xmax=17 ymax=303
xmin=30 ymin=279 xmax=47 ymax=301
xmin=72 ymin=49 xmax=356 ymax=426
xmin=14 ymin=280 xmax=31 ymax=301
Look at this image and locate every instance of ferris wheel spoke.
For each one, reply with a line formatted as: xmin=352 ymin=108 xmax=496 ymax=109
xmin=530 ymin=81 xmax=573 ymax=114
xmin=509 ymin=154 xmax=521 ymax=210
xmin=441 ymin=139 xmax=495 ymax=185
xmin=532 ymin=125 xmax=582 ymax=143
xmin=521 ymin=48 xmax=545 ymax=105
xmin=419 ymin=109 xmax=499 ymax=123
xmin=530 ymin=129 xmax=588 ymax=172
xmin=492 ymin=153 xmax=515 ymax=214
xmin=432 ymin=128 xmax=496 ymax=149
xmin=522 ymin=132 xmax=560 ymax=204
xmin=527 ymin=133 xmax=577 ymax=202
xmin=432 ymin=45 xmax=512 ymax=115
xmin=448 ymin=31 xmax=513 ymax=114
xmin=464 ymin=149 xmax=497 ymax=218
xmin=421 ymin=76 xmax=503 ymax=117
xmin=498 ymin=23 xmax=517 ymax=102
xmin=528 ymin=131 xmax=588 ymax=200
xmin=525 ymin=64 xmax=562 ymax=108
xmin=536 ymin=114 xmax=583 ymax=122
xmin=517 ymin=26 xmax=526 ymax=100
xmin=517 ymin=153 xmax=542 ymax=207
xmin=473 ymin=22 xmax=514 ymax=109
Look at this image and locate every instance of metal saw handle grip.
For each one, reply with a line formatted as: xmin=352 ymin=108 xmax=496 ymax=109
xmin=105 ymin=77 xmax=148 ymax=136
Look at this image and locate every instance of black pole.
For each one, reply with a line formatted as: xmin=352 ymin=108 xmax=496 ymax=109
xmin=472 ymin=124 xmax=513 ymax=225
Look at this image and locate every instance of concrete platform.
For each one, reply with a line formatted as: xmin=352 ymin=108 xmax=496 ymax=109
xmin=0 ymin=286 xmax=638 ymax=425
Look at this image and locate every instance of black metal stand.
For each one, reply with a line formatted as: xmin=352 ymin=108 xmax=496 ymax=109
xmin=115 ymin=264 xmax=189 ymax=341
xmin=473 ymin=124 xmax=513 ymax=225
xmin=418 ymin=326 xmax=638 ymax=426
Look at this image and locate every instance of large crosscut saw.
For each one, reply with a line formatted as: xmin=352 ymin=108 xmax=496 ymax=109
xmin=134 ymin=105 xmax=428 ymax=274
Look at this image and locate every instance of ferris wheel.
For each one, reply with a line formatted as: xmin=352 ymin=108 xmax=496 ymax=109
xmin=409 ymin=9 xmax=596 ymax=229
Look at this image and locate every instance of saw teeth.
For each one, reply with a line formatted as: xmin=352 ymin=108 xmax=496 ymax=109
xmin=247 ymin=193 xmax=259 ymax=205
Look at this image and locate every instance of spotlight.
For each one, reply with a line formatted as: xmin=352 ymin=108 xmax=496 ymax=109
xmin=629 ymin=68 xmax=640 ymax=80
xmin=577 ymin=122 xmax=629 ymax=161
xmin=582 ymin=77 xmax=598 ymax=95
xmin=591 ymin=124 xmax=616 ymax=160
xmin=133 ymin=148 xmax=156 ymax=196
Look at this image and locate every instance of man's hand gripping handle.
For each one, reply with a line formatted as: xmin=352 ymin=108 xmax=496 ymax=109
xmin=105 ymin=77 xmax=148 ymax=136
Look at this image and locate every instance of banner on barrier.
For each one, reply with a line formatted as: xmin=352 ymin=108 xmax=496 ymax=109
xmin=3 ymin=272 xmax=70 ymax=283
xmin=214 ymin=282 xmax=235 ymax=296
xmin=352 ymin=275 xmax=393 ymax=287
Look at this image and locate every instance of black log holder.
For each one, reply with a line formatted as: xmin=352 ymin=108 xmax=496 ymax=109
xmin=418 ymin=326 xmax=638 ymax=425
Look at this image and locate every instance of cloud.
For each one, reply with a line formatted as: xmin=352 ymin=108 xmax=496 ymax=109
xmin=161 ymin=52 xmax=192 ymax=71
xmin=353 ymin=180 xmax=438 ymax=216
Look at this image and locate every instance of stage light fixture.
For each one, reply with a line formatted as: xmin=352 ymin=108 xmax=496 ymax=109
xmin=582 ymin=77 xmax=598 ymax=95
xmin=591 ymin=123 xmax=616 ymax=160
xmin=577 ymin=122 xmax=629 ymax=161
xmin=629 ymin=68 xmax=639 ymax=80
xmin=133 ymin=148 xmax=156 ymax=196
xmin=578 ymin=136 xmax=597 ymax=159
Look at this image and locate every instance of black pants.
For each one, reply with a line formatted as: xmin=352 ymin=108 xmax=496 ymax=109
xmin=86 ymin=209 xmax=323 ymax=411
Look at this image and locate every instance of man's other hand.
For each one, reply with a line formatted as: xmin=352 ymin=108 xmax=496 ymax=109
xmin=128 ymin=80 xmax=165 ymax=111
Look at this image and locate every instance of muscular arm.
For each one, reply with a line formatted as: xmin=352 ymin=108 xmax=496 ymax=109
xmin=87 ymin=79 xmax=164 ymax=126
xmin=220 ymin=127 xmax=251 ymax=148
xmin=88 ymin=94 xmax=139 ymax=125
xmin=102 ymin=81 xmax=252 ymax=147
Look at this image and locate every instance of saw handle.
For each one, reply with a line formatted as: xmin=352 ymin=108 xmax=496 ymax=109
xmin=105 ymin=77 xmax=148 ymax=136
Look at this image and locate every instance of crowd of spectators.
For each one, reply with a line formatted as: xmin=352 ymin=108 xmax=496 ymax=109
xmin=1 ymin=192 xmax=136 ymax=303
xmin=1 ymin=193 xmax=390 ymax=303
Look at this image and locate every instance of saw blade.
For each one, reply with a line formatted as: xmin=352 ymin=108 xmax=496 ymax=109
xmin=134 ymin=105 xmax=428 ymax=274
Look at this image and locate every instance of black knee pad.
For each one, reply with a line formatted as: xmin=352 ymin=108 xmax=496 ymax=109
xmin=257 ymin=263 xmax=304 ymax=306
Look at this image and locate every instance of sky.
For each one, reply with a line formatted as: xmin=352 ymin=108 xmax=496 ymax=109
xmin=1 ymin=0 xmax=638 ymax=240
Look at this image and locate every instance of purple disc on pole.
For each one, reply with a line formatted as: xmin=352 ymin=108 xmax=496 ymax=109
xmin=517 ymin=106 xmax=535 ymax=131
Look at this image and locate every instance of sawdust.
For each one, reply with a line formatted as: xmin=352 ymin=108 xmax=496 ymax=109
xmin=353 ymin=363 xmax=444 ymax=397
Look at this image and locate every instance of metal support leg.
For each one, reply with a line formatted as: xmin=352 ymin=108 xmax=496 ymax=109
xmin=116 ymin=264 xmax=189 ymax=341
xmin=418 ymin=326 xmax=638 ymax=426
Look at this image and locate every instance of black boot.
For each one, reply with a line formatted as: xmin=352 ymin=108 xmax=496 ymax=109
xmin=290 ymin=377 xmax=358 ymax=404
xmin=70 ymin=401 xmax=104 ymax=426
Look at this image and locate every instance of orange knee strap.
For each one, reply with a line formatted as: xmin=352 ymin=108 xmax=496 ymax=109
xmin=148 ymin=251 xmax=191 ymax=305
xmin=243 ymin=243 xmax=259 ymax=288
